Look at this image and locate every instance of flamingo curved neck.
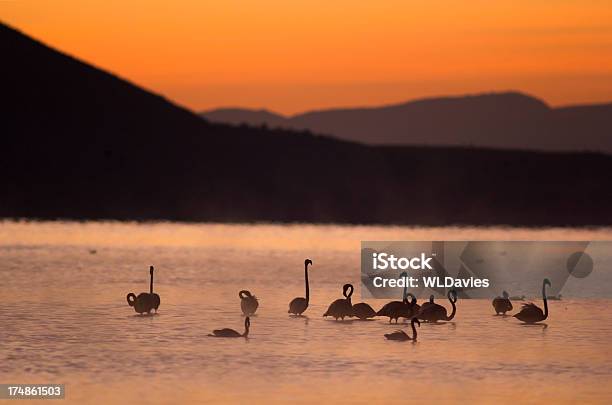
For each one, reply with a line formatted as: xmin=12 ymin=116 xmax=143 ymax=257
xmin=446 ymin=293 xmax=457 ymax=321
xmin=346 ymin=284 xmax=353 ymax=305
xmin=346 ymin=285 xmax=354 ymax=300
xmin=304 ymin=263 xmax=310 ymax=304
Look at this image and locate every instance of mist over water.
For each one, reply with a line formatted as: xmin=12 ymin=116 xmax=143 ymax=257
xmin=1 ymin=221 xmax=612 ymax=403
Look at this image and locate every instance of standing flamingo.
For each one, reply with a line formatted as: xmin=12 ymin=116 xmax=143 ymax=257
xmin=239 ymin=290 xmax=259 ymax=316
xmin=418 ymin=290 xmax=457 ymax=322
xmin=376 ymin=272 xmax=417 ymax=323
xmin=126 ymin=266 xmax=159 ymax=314
xmin=492 ymin=290 xmax=512 ymax=315
xmin=324 ymin=284 xmax=355 ymax=320
xmin=420 ymin=295 xmax=435 ymax=312
xmin=288 ymin=259 xmax=312 ymax=315
xmin=352 ymin=301 xmax=377 ymax=320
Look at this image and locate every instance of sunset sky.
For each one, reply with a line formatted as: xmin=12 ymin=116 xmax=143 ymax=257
xmin=3 ymin=0 xmax=612 ymax=114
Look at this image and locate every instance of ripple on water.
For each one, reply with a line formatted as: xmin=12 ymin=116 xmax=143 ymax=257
xmin=1 ymin=222 xmax=612 ymax=403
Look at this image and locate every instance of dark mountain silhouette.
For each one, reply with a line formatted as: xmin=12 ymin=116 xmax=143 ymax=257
xmin=202 ymin=93 xmax=612 ymax=153
xmin=3 ymin=21 xmax=612 ymax=226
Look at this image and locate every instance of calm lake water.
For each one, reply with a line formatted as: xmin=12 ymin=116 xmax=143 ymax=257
xmin=1 ymin=221 xmax=612 ymax=404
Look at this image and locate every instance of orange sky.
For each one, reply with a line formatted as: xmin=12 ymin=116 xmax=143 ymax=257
xmin=2 ymin=0 xmax=612 ymax=114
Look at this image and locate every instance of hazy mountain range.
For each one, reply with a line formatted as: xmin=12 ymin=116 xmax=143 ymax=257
xmin=202 ymin=93 xmax=612 ymax=153
xmin=3 ymin=21 xmax=612 ymax=226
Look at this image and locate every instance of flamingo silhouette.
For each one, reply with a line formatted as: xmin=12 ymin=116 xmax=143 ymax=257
xmin=126 ymin=266 xmax=159 ymax=314
xmin=514 ymin=279 xmax=551 ymax=324
xmin=492 ymin=290 xmax=512 ymax=315
xmin=376 ymin=272 xmax=417 ymax=323
xmin=324 ymin=284 xmax=355 ymax=320
xmin=418 ymin=290 xmax=457 ymax=322
xmin=208 ymin=317 xmax=250 ymax=338
xmin=239 ymin=290 xmax=259 ymax=316
xmin=288 ymin=259 xmax=312 ymax=315
xmin=384 ymin=318 xmax=420 ymax=341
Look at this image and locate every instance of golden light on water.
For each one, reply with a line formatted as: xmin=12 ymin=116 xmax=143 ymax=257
xmin=1 ymin=221 xmax=612 ymax=403
xmin=2 ymin=220 xmax=612 ymax=250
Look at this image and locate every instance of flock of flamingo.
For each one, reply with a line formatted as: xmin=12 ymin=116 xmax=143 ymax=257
xmin=126 ymin=259 xmax=552 ymax=341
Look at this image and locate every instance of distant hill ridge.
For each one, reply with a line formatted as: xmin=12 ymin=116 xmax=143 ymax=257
xmin=3 ymin=21 xmax=612 ymax=226
xmin=202 ymin=92 xmax=612 ymax=153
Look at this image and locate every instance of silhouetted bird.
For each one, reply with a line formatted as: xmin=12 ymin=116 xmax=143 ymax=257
xmin=239 ymin=290 xmax=259 ymax=316
xmin=352 ymin=302 xmax=377 ymax=320
xmin=126 ymin=292 xmax=151 ymax=314
xmin=379 ymin=293 xmax=420 ymax=323
xmin=384 ymin=318 xmax=420 ymax=341
xmin=208 ymin=317 xmax=250 ymax=338
xmin=324 ymin=284 xmax=356 ymax=320
xmin=376 ymin=272 xmax=417 ymax=323
xmin=492 ymin=290 xmax=513 ymax=315
xmin=126 ymin=266 xmax=160 ymax=314
xmin=418 ymin=290 xmax=457 ymax=322
xmin=420 ymin=294 xmax=435 ymax=312
xmin=288 ymin=259 xmax=312 ymax=315
xmin=514 ymin=279 xmax=551 ymax=324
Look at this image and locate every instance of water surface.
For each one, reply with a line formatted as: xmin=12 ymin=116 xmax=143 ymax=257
xmin=1 ymin=221 xmax=611 ymax=404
